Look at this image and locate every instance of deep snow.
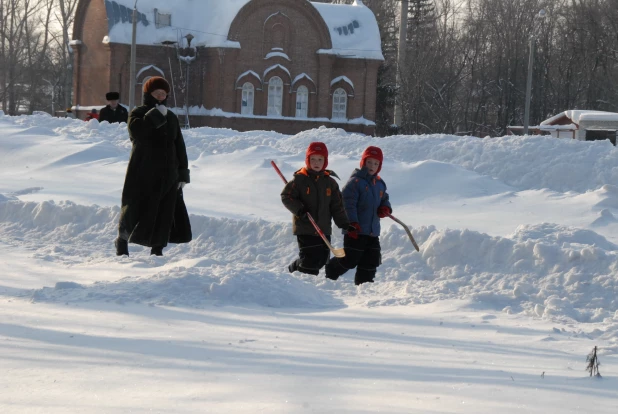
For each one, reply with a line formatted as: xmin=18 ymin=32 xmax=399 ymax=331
xmin=1 ymin=111 xmax=617 ymax=413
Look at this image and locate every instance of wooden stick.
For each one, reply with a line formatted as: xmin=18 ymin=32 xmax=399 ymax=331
xmin=387 ymin=213 xmax=420 ymax=252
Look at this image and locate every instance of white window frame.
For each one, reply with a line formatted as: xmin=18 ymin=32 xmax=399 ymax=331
xmin=332 ymin=88 xmax=347 ymax=120
xmin=241 ymin=82 xmax=254 ymax=115
xmin=295 ymin=86 xmax=308 ymax=118
xmin=267 ymin=76 xmax=284 ymax=116
xmin=154 ymin=9 xmax=171 ymax=28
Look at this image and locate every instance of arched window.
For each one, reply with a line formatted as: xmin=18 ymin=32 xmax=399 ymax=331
xmin=296 ymin=86 xmax=308 ymax=118
xmin=241 ymin=82 xmax=254 ymax=115
xmin=267 ymin=76 xmax=283 ymax=116
xmin=332 ymin=88 xmax=347 ymax=120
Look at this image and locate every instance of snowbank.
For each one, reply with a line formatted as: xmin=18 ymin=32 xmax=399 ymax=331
xmin=5 ymin=112 xmax=618 ymax=194
xmin=2 ymin=198 xmax=618 ymax=323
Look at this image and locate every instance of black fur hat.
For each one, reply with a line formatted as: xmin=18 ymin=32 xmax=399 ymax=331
xmin=106 ymin=92 xmax=120 ymax=100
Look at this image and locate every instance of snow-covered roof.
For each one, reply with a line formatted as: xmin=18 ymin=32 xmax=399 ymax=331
xmin=311 ymin=1 xmax=383 ymax=60
xmin=538 ymin=124 xmax=577 ymax=131
xmin=104 ymin=0 xmax=250 ymax=48
xmin=541 ymin=110 xmax=618 ymax=126
xmin=102 ymin=0 xmax=383 ymax=60
xmin=579 ymin=112 xmax=618 ymax=123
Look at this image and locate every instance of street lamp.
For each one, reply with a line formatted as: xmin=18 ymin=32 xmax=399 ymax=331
xmin=523 ymin=9 xmax=546 ymax=135
xmin=128 ymin=0 xmax=139 ymax=110
xmin=43 ymin=78 xmax=59 ymax=115
xmin=393 ymin=0 xmax=409 ymax=130
xmin=182 ymin=33 xmax=194 ymax=128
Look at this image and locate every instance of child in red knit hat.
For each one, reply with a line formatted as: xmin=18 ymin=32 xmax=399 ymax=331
xmin=280 ymin=142 xmax=354 ymax=275
xmin=325 ymin=146 xmax=392 ymax=285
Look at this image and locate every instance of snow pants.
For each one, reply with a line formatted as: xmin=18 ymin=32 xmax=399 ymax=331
xmin=325 ymin=235 xmax=381 ymax=285
xmin=289 ymin=235 xmax=330 ymax=275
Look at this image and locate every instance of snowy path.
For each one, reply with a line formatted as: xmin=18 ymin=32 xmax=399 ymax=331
xmin=2 ymin=295 xmax=617 ymax=413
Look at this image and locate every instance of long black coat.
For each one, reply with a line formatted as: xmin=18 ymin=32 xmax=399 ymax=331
xmin=117 ymin=94 xmax=191 ymax=247
xmin=99 ymin=104 xmax=128 ymax=123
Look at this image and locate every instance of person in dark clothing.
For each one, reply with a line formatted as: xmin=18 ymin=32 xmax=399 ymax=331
xmin=99 ymin=92 xmax=128 ymax=124
xmin=85 ymin=108 xmax=99 ymax=121
xmin=281 ymin=142 xmax=352 ymax=275
xmin=325 ymin=146 xmax=392 ymax=285
xmin=115 ymin=76 xmax=191 ymax=257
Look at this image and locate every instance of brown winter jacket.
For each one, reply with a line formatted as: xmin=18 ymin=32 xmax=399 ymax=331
xmin=281 ymin=167 xmax=350 ymax=236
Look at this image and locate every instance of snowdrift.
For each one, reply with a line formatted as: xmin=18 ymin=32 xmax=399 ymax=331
xmin=3 ymin=112 xmax=618 ymax=327
xmin=2 ymin=198 xmax=618 ymax=323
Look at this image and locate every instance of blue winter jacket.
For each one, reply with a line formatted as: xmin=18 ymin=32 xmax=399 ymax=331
xmin=342 ymin=167 xmax=391 ymax=237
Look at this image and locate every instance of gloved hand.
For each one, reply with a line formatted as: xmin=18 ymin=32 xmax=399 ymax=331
xmin=347 ymin=222 xmax=361 ymax=239
xmin=155 ymin=104 xmax=167 ymax=117
xmin=296 ymin=206 xmax=308 ymax=219
xmin=177 ymin=182 xmax=186 ymax=190
xmin=377 ymin=206 xmax=391 ymax=218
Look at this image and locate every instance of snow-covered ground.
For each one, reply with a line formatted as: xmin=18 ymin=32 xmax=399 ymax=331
xmin=1 ymin=112 xmax=617 ymax=413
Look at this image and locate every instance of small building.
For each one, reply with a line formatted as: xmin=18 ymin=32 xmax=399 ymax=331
xmin=71 ymin=0 xmax=384 ymax=135
xmin=507 ymin=110 xmax=618 ymax=145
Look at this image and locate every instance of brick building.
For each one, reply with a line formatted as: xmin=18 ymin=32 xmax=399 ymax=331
xmin=71 ymin=0 xmax=384 ymax=135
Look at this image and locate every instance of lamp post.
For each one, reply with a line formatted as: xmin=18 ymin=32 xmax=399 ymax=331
xmin=43 ymin=79 xmax=57 ymax=115
xmin=128 ymin=0 xmax=139 ymax=110
xmin=183 ymin=33 xmax=194 ymax=129
xmin=393 ymin=0 xmax=408 ymax=130
xmin=523 ymin=9 xmax=546 ymax=136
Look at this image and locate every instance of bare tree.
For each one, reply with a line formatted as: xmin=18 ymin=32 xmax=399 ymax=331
xmin=0 ymin=0 xmax=42 ymax=114
xmin=24 ymin=0 xmax=55 ymax=113
xmin=53 ymin=0 xmax=78 ymax=110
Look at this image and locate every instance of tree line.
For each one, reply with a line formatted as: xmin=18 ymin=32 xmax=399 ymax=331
xmin=325 ymin=0 xmax=618 ymax=137
xmin=0 ymin=0 xmax=77 ymax=116
xmin=3 ymin=0 xmax=617 ymax=138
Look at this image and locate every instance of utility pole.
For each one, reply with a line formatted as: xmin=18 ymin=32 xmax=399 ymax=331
xmin=523 ymin=9 xmax=546 ymax=136
xmin=523 ymin=37 xmax=534 ymax=136
xmin=128 ymin=1 xmax=139 ymax=110
xmin=393 ymin=0 xmax=408 ymax=129
xmin=184 ymin=34 xmax=194 ymax=129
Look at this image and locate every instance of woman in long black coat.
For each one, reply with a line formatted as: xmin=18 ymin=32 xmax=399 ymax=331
xmin=115 ymin=76 xmax=192 ymax=256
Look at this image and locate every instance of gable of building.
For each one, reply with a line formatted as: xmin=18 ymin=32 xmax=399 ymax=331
xmin=84 ymin=0 xmax=381 ymax=61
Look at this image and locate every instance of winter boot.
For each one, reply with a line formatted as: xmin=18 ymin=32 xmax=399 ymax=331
xmin=325 ymin=273 xmax=339 ymax=281
xmin=115 ymin=238 xmax=129 ymax=256
xmin=288 ymin=260 xmax=298 ymax=273
xmin=150 ymin=246 xmax=163 ymax=256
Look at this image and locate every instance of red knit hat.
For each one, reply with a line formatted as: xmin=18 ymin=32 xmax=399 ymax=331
xmin=305 ymin=142 xmax=328 ymax=171
xmin=360 ymin=146 xmax=383 ymax=173
xmin=143 ymin=76 xmax=170 ymax=94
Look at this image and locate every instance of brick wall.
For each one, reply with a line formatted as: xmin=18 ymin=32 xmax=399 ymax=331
xmin=72 ymin=0 xmax=111 ymax=111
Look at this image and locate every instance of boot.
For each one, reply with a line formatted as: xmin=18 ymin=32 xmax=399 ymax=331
xmin=325 ymin=273 xmax=339 ymax=281
xmin=115 ymin=238 xmax=129 ymax=256
xmin=288 ymin=260 xmax=298 ymax=273
xmin=150 ymin=246 xmax=163 ymax=256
